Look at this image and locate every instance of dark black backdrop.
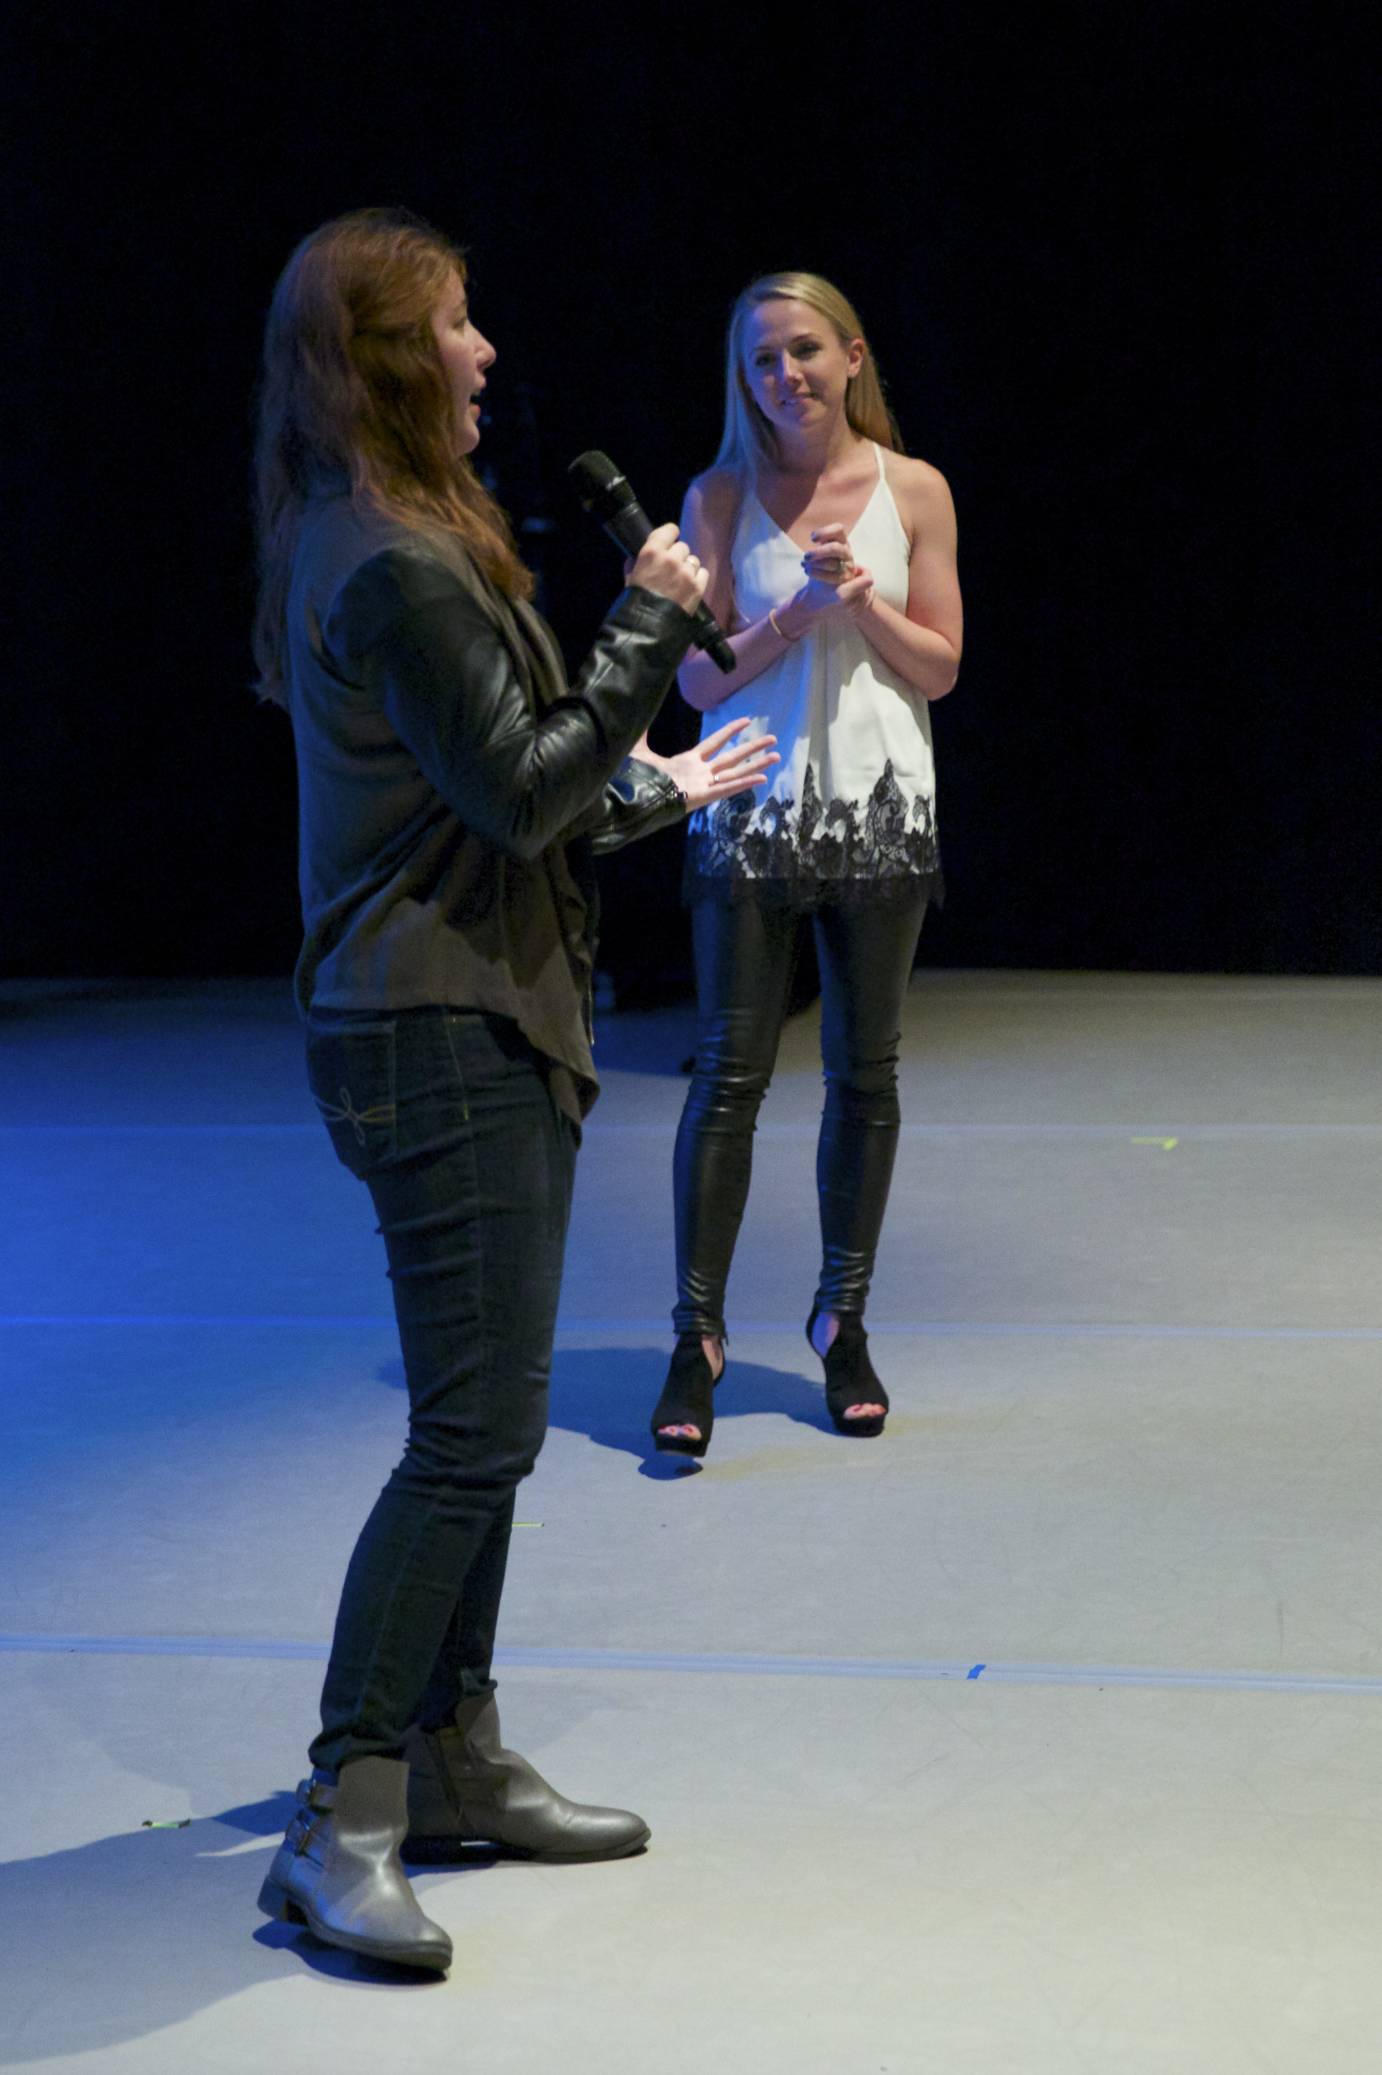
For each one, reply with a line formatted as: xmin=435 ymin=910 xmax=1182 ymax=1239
xmin=6 ymin=3 xmax=1376 ymax=987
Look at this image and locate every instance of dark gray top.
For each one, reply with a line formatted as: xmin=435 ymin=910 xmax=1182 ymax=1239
xmin=286 ymin=493 xmax=694 ymax=1120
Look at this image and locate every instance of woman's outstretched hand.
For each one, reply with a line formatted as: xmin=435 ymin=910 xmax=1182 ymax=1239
xmin=626 ymin=522 xmax=711 ymax=615
xmin=643 ymin=717 xmax=779 ymax=813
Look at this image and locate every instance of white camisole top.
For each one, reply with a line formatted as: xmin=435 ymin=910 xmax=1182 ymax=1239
xmin=683 ymin=442 xmax=941 ymax=907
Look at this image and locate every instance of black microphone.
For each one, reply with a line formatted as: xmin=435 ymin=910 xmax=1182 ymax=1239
xmin=568 ymin=450 xmax=737 ymax=674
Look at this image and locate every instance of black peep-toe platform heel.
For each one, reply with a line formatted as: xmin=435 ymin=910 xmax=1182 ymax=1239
xmin=805 ymin=1307 xmax=889 ymax=1438
xmin=650 ymin=1334 xmax=722 ymax=1458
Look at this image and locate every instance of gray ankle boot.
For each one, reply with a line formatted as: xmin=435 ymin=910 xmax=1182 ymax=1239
xmin=258 ymin=1755 xmax=453 ymax=1972
xmin=405 ymin=1694 xmax=649 ymax=1861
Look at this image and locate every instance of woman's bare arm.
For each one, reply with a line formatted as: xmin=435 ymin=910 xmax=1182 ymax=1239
xmin=833 ymin=458 xmax=963 ymax=701
xmin=674 ymin=471 xmax=812 ymax=711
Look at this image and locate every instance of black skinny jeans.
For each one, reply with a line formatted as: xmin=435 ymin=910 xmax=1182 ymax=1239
xmin=303 ymin=1007 xmax=576 ymax=1776
xmin=673 ymin=888 xmax=929 ymax=1341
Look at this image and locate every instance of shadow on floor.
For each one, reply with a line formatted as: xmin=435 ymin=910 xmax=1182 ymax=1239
xmin=549 ymin=1346 xmax=834 ymax=1469
xmin=372 ymin=1348 xmax=836 ymax=1474
xmin=0 ymin=1791 xmax=468 ymax=2063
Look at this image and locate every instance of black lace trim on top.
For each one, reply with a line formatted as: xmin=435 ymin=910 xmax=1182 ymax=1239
xmin=683 ymin=760 xmax=942 ymax=911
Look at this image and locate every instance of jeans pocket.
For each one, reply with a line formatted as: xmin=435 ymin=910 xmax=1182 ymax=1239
xmin=305 ymin=1019 xmax=398 ymax=1177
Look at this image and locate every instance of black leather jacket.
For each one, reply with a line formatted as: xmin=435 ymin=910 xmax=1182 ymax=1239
xmin=285 ymin=494 xmax=695 ymax=1118
xmin=580 ymin=753 xmax=688 ymax=856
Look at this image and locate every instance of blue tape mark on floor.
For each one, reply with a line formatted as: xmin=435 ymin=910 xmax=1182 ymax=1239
xmin=0 ymin=1124 xmax=321 ymax=1137
xmin=8 ymin=1119 xmax=1382 ymax=1141
xmin=0 ymin=1633 xmax=330 ymax=1660
xmin=6 ymin=1316 xmax=1382 ymax=1341
xmin=5 ymin=1633 xmax=1382 ymax=1698
xmin=0 ymin=1315 xmax=393 ymax=1329
xmin=586 ymin=1122 xmax=1382 ymax=1143
xmin=556 ymin=1321 xmax=1382 ymax=1342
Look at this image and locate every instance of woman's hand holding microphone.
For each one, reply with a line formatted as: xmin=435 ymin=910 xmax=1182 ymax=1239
xmin=627 ymin=523 xmax=711 ymax=614
xmin=626 ymin=524 xmax=778 ymax=810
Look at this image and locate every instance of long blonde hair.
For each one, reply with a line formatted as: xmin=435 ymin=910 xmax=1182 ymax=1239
xmin=253 ymin=207 xmax=532 ymax=705
xmin=714 ymin=270 xmax=902 ymax=478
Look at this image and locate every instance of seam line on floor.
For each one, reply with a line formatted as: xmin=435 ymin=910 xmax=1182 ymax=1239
xmin=3 ymin=1633 xmax=1381 ymax=1697
xmin=5 ymin=1121 xmax=1382 ymax=1139
xmin=5 ymin=1315 xmax=1381 ymax=1340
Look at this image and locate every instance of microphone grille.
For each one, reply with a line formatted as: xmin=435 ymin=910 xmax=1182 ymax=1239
xmin=568 ymin=450 xmax=631 ymax=514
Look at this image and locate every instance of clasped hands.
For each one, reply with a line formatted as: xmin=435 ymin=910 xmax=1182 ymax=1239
xmin=787 ymin=522 xmax=876 ymax=628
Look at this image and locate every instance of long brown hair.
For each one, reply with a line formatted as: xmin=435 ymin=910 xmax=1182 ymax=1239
xmin=253 ymin=207 xmax=532 ymax=705
xmin=714 ymin=270 xmax=902 ymax=477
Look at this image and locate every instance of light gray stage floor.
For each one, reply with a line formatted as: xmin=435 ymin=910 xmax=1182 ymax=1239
xmin=2 ymin=971 xmax=1381 ymax=2073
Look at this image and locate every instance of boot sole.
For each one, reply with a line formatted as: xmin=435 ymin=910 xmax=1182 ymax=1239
xmin=405 ymin=1822 xmax=651 ymax=1864
xmin=524 ymin=1829 xmax=651 ymax=1863
xmin=257 ymin=1874 xmax=452 ymax=1974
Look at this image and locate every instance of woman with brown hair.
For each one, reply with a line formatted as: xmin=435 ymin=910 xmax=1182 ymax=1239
xmin=252 ymin=208 xmax=772 ymax=1973
xmin=650 ymin=271 xmax=963 ymax=1458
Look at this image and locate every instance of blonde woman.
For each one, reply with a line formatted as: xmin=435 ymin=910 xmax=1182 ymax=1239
xmin=252 ymin=209 xmax=772 ymax=1971
xmin=651 ymin=272 xmax=963 ymax=1458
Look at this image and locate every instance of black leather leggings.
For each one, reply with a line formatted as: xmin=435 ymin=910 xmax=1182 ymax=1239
xmin=672 ymin=888 xmax=928 ymax=1339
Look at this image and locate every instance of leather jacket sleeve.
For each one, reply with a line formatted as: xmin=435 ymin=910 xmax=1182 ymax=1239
xmin=566 ymin=755 xmax=688 ymax=855
xmin=326 ymin=548 xmax=695 ymax=862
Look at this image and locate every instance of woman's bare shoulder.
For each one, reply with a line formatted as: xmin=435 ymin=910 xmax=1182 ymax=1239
xmin=883 ymin=451 xmax=952 ymax=502
xmin=681 ymin=467 xmax=746 ymax=561
xmin=683 ymin=465 xmax=745 ymax=521
xmin=883 ymin=452 xmax=957 ymax=540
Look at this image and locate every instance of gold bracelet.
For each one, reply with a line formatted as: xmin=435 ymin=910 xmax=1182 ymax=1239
xmin=768 ymin=607 xmax=798 ymax=642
